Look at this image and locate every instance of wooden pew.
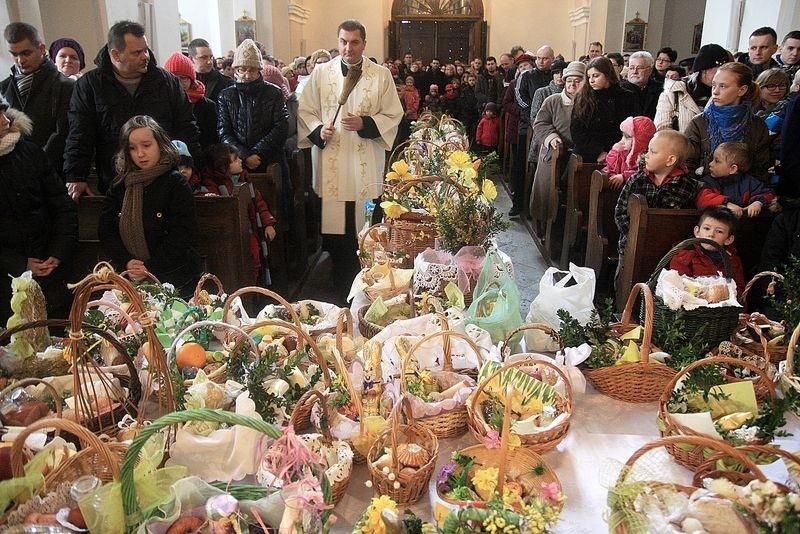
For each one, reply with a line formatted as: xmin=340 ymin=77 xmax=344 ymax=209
xmin=249 ymin=164 xmax=290 ymax=294
xmin=530 ymin=144 xmax=563 ymax=264
xmin=615 ymin=194 xmax=774 ymax=309
xmin=559 ymin=154 xmax=603 ymax=268
xmin=75 ymin=186 xmax=255 ymax=292
xmin=584 ymin=170 xmax=621 ymax=303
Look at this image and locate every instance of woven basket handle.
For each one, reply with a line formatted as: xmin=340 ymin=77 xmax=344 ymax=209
xmin=0 ymin=377 xmax=64 ymax=420
xmin=10 ymin=417 xmax=122 ymax=480
xmin=244 ymin=320 xmax=333 ymax=388
xmin=619 ymin=282 xmax=654 ymax=363
xmin=741 ymin=271 xmax=784 ymax=310
xmin=783 ymin=321 xmax=800 ymax=376
xmin=693 ymin=444 xmax=800 ymax=488
xmin=166 ymin=320 xmax=260 ymax=367
xmin=335 ymin=308 xmax=355 ymax=359
xmin=120 ymin=408 xmax=283 ymax=528
xmin=388 ymin=394 xmax=415 ymax=473
xmin=193 ymin=273 xmax=225 ymax=300
xmin=402 ymin=330 xmax=484 ymax=387
xmin=358 ymin=223 xmax=391 ymax=264
xmin=86 ymin=299 xmax=143 ymax=335
xmin=329 ymin=341 xmax=365 ymax=434
xmin=222 ymin=286 xmax=302 ymax=327
xmin=501 ymin=323 xmax=563 ymax=358
xmin=496 ymin=381 xmax=515 ymax=497
xmin=290 ymin=389 xmax=335 ymax=444
xmin=120 ymin=269 xmax=162 ymax=285
xmin=616 ymin=434 xmax=766 ymax=488
xmin=647 ymin=237 xmax=733 ymax=286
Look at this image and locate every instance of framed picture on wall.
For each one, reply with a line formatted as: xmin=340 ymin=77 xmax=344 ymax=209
xmin=235 ymin=14 xmax=256 ymax=46
xmin=623 ymin=15 xmax=647 ymax=52
xmin=179 ymin=19 xmax=191 ymax=50
xmin=692 ymin=23 xmax=703 ymax=53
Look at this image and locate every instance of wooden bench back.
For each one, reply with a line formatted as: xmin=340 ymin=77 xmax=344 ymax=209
xmin=585 ymin=170 xmax=622 ymax=303
xmin=560 ymin=153 xmax=603 ymax=268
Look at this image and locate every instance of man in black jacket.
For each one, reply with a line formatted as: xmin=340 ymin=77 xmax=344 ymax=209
xmin=188 ymin=38 xmax=233 ymax=103
xmin=621 ymin=51 xmax=663 ymax=119
xmin=1 ymin=22 xmax=74 ymax=177
xmin=64 ymin=20 xmax=200 ymax=199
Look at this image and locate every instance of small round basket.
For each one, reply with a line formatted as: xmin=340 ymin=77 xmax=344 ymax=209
xmin=366 ymin=394 xmax=439 ymax=506
xmin=736 ymin=271 xmax=788 ymax=363
xmin=466 ymin=356 xmax=572 ymax=453
xmin=189 ymin=273 xmax=226 ymax=306
xmin=657 ymin=355 xmax=779 ymax=470
xmin=583 ymin=282 xmax=677 ymax=403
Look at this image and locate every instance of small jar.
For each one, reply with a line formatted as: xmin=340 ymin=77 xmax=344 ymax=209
xmin=70 ymin=474 xmax=101 ymax=504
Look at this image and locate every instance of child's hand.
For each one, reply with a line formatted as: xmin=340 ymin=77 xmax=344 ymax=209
xmin=596 ymin=151 xmax=608 ymax=163
xmin=245 ymin=154 xmax=262 ymax=169
xmin=265 ymin=226 xmax=277 ymax=241
xmin=204 ymin=193 xmax=218 ymax=197
xmin=746 ymin=201 xmax=763 ymax=217
xmin=125 ymin=259 xmax=147 ymax=279
xmin=726 ymin=202 xmax=744 ymax=217
xmin=609 ymin=174 xmax=625 ymax=190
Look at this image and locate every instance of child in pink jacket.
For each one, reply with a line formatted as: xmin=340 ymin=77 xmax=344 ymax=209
xmin=603 ymin=115 xmax=656 ymax=189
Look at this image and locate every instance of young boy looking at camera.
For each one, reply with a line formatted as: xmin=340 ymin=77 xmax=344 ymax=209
xmin=695 ymin=141 xmax=775 ymax=217
xmin=615 ymin=130 xmax=701 ymax=279
xmin=669 ymin=206 xmax=746 ymax=295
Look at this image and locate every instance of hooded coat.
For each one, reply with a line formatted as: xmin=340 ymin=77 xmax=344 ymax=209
xmin=603 ymin=116 xmax=656 ymax=182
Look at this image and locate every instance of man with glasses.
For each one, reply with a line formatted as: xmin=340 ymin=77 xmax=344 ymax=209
xmin=621 ymin=50 xmax=662 ymax=119
xmin=188 ymin=38 xmax=232 ymax=103
xmin=64 ymin=20 xmax=199 ymax=199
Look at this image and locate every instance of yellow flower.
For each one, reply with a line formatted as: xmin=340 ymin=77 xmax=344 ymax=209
xmin=507 ymin=432 xmax=522 ymax=450
xmin=385 ymin=159 xmax=413 ymax=182
xmin=472 ymin=466 xmax=499 ymax=500
xmin=482 ymin=179 xmax=498 ymax=201
xmin=445 ymin=150 xmax=473 ymax=171
xmin=361 ymin=495 xmax=399 ymax=534
xmin=380 ymin=200 xmax=409 ymax=219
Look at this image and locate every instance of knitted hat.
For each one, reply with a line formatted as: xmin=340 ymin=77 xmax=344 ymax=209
xmin=693 ymin=44 xmax=729 ymax=72
xmin=48 ymin=38 xmax=85 ymax=70
xmin=551 ymin=59 xmax=568 ymax=73
xmin=445 ymin=83 xmax=455 ymax=92
xmin=515 ymin=53 xmax=535 ymax=66
xmin=262 ymin=64 xmax=290 ymax=99
xmin=485 ymin=102 xmax=499 ymax=113
xmin=163 ymin=52 xmax=196 ymax=83
xmin=429 ymin=84 xmax=438 ymax=92
xmin=232 ymin=39 xmax=262 ymax=69
xmin=563 ymin=61 xmax=586 ymax=79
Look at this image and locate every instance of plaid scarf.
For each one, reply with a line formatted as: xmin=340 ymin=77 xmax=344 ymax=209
xmin=704 ymin=100 xmax=753 ymax=153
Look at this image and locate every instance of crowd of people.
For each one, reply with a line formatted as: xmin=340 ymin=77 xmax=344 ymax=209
xmin=2 ymin=15 xmax=800 ymax=323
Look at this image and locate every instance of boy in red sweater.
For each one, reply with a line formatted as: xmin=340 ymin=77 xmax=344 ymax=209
xmin=669 ymin=205 xmax=746 ymax=295
xmin=695 ymin=141 xmax=775 ymax=217
xmin=474 ymin=102 xmax=501 ymax=154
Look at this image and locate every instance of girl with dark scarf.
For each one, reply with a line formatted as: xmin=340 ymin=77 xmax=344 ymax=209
xmin=685 ymin=62 xmax=770 ymax=183
xmin=98 ymin=115 xmax=200 ymax=296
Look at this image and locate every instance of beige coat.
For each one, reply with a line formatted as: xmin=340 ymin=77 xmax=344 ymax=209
xmin=298 ymin=57 xmax=403 ymax=234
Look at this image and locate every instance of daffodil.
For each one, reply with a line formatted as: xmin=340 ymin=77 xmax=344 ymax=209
xmin=380 ymin=200 xmax=409 ymax=219
xmin=482 ymin=179 xmax=498 ymax=201
xmin=385 ymin=159 xmax=413 ymax=182
xmin=445 ymin=150 xmax=473 ymax=171
xmin=472 ymin=466 xmax=499 ymax=500
xmin=361 ymin=495 xmax=399 ymax=533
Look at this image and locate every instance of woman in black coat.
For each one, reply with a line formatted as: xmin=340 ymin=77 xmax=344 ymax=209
xmin=0 ymin=102 xmax=76 ymax=323
xmin=99 ymin=115 xmax=199 ymax=296
xmin=570 ymin=57 xmax=637 ymax=163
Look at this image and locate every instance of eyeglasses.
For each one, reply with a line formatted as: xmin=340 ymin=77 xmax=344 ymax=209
xmin=628 ymin=65 xmax=651 ymax=71
xmin=762 ymin=83 xmax=788 ymax=91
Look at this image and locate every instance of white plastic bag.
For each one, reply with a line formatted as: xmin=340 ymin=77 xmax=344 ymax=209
xmin=526 ymin=263 xmax=595 ymax=350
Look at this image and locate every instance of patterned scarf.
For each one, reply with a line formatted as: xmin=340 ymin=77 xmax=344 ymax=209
xmin=119 ymin=157 xmax=177 ymax=261
xmin=704 ymin=100 xmax=753 ymax=153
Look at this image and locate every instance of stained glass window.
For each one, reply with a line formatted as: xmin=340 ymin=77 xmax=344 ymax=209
xmin=400 ymin=0 xmax=474 ymax=15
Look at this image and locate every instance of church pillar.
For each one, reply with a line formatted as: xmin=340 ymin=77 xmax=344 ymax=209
xmin=288 ymin=1 xmax=310 ymax=58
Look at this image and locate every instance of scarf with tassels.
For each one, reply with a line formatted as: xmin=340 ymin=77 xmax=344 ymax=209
xmin=119 ymin=158 xmax=177 ymax=261
xmin=704 ymin=100 xmax=753 ymax=153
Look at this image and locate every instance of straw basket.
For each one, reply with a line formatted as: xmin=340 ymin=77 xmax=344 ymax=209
xmin=646 ymin=237 xmax=741 ymax=352
xmin=779 ymin=321 xmax=800 ymax=417
xmin=189 ymin=273 xmax=226 ymax=306
xmin=357 ymin=289 xmax=415 ymax=339
xmin=657 ymin=355 xmax=778 ymax=470
xmin=223 ymin=286 xmax=303 ymax=327
xmin=467 ymin=357 xmax=572 ymax=453
xmin=165 ymin=320 xmax=259 ymax=388
xmin=735 ymin=271 xmax=788 ymax=363
xmin=432 ymin=379 xmax=562 ymax=525
xmin=583 ymin=282 xmax=677 ymax=403
xmin=1 ymin=417 xmax=126 ymax=527
xmin=241 ymin=319 xmax=333 ymax=431
xmin=610 ymin=435 xmax=768 ymax=534
xmin=119 ymin=409 xmax=296 ymax=531
xmin=501 ymin=323 xmax=562 ymax=360
xmin=400 ymin=330 xmax=483 ymax=438
xmin=358 ymin=222 xmax=392 ymax=269
xmin=289 ymin=390 xmax=353 ymax=505
xmin=366 ymin=395 xmax=439 ymax=506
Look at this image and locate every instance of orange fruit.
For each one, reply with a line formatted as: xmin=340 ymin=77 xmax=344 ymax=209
xmin=176 ymin=342 xmax=207 ymax=369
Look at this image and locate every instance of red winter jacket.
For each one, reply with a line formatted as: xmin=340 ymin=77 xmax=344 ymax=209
xmin=476 ymin=115 xmax=501 ymax=147
xmin=668 ymin=243 xmax=745 ymax=296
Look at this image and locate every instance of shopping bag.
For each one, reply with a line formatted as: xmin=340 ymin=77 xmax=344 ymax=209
xmin=465 ymin=250 xmax=523 ymax=347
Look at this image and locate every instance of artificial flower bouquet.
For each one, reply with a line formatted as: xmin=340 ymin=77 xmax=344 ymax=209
xmin=353 ymin=495 xmax=435 ymax=534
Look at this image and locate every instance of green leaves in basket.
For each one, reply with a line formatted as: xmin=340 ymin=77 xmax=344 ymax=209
xmin=652 ymin=308 xmax=708 ymax=370
xmin=478 ymin=360 xmax=557 ymax=407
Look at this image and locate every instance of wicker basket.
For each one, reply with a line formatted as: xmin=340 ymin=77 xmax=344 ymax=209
xmin=366 ymin=394 xmax=439 ymax=506
xmin=289 ymin=389 xmax=353 ymax=505
xmin=779 ymin=321 xmax=800 ymax=417
xmin=735 ymin=271 xmax=788 ymax=363
xmin=400 ymin=330 xmax=483 ymax=438
xmin=646 ymin=237 xmax=741 ymax=353
xmin=119 ymin=408 xmax=292 ymax=530
xmin=222 ymin=286 xmax=303 ymax=327
xmin=357 ymin=289 xmax=415 ymax=339
xmin=2 ymin=417 xmax=126 ymax=527
xmin=241 ymin=319 xmax=333 ymax=431
xmin=657 ymin=355 xmax=779 ymax=470
xmin=467 ymin=356 xmax=572 ymax=453
xmin=0 ymin=377 xmax=63 ymax=424
xmin=387 ymin=213 xmax=435 ymax=270
xmin=501 ymin=323 xmax=563 ymax=360
xmin=326 ymin=344 xmax=370 ymax=465
xmin=692 ymin=443 xmax=800 ymax=490
xmin=358 ymin=222 xmax=392 ymax=269
xmin=189 ymin=273 xmax=226 ymax=306
xmin=610 ymin=434 xmax=768 ymax=534
xmin=583 ymin=283 xmax=676 ymax=402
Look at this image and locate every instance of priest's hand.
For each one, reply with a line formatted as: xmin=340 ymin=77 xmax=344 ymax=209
xmin=341 ymin=112 xmax=363 ymax=132
xmin=321 ymin=123 xmax=336 ymax=141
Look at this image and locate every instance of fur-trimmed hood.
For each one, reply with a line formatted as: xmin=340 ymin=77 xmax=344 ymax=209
xmin=6 ymin=108 xmax=33 ymax=137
